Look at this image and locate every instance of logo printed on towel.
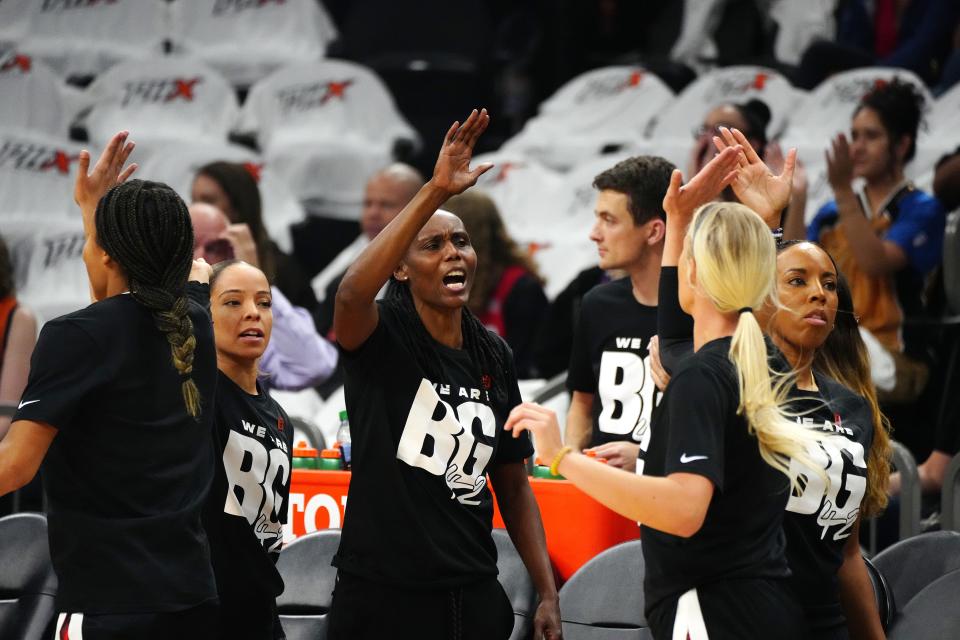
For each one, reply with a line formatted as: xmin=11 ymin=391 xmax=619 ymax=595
xmin=0 ymin=141 xmax=79 ymax=175
xmin=120 ymin=77 xmax=203 ymax=106
xmin=41 ymin=0 xmax=117 ymax=12
xmin=275 ymin=79 xmax=354 ymax=115
xmin=213 ymin=0 xmax=286 ymax=15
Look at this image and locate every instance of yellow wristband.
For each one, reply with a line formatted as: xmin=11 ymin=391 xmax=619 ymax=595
xmin=549 ymin=446 xmax=573 ymax=477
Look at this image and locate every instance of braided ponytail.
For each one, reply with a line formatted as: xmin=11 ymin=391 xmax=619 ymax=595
xmin=95 ymin=180 xmax=202 ymax=419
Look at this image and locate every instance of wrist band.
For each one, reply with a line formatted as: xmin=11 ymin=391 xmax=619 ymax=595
xmin=772 ymin=227 xmax=784 ymax=242
xmin=550 ymin=446 xmax=573 ymax=476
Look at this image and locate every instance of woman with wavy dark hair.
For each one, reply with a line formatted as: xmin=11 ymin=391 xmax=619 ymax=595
xmin=0 ymin=132 xmax=221 ymax=638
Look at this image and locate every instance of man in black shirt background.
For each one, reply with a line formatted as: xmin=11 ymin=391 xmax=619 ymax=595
xmin=565 ymin=156 xmax=675 ymax=471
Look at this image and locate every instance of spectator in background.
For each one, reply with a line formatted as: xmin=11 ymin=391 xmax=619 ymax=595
xmin=190 ymin=203 xmax=338 ymax=392
xmin=312 ymin=163 xmax=424 ymax=337
xmin=805 ymin=80 xmax=945 ymax=407
xmin=444 ymin=190 xmax=548 ymax=379
xmin=933 ymin=146 xmax=960 ymax=211
xmin=564 ymin=156 xmax=674 ymax=471
xmin=689 ymin=99 xmax=770 ymax=187
xmin=795 ymin=0 xmax=960 ymax=89
xmin=0 ymin=235 xmax=36 ymax=442
xmin=192 ymin=161 xmax=319 ymax=315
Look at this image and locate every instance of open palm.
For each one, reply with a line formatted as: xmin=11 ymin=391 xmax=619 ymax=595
xmin=432 ymin=108 xmax=493 ymax=196
xmin=74 ymin=130 xmax=138 ymax=212
xmin=714 ymin=127 xmax=795 ymax=228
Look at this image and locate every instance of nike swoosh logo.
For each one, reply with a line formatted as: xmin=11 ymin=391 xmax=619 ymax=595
xmin=680 ymin=453 xmax=708 ymax=463
xmin=18 ymin=399 xmax=39 ymax=409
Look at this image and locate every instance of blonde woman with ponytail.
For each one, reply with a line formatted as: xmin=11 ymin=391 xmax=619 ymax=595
xmin=0 ymin=133 xmax=222 ymax=638
xmin=507 ymin=148 xmax=830 ymax=640
xmin=655 ymin=128 xmax=890 ymax=639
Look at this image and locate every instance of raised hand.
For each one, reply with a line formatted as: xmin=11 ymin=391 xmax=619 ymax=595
xmin=221 ymin=223 xmax=259 ymax=266
xmin=190 ymin=258 xmax=213 ymax=284
xmin=74 ymin=131 xmax=137 ymax=213
xmin=713 ymin=127 xmax=795 ymax=227
xmin=825 ymin=133 xmax=854 ymax=194
xmin=662 ymin=145 xmax=741 ymax=224
xmin=431 ymin=108 xmax=494 ymax=197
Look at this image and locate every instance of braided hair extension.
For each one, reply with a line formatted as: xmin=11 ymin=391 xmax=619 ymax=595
xmin=95 ymin=179 xmax=202 ymax=419
xmin=384 ymin=279 xmax=512 ymax=405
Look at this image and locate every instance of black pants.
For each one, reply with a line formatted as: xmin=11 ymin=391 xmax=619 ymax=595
xmin=647 ymin=578 xmax=806 ymax=640
xmin=54 ymin=601 xmax=218 ymax=639
xmin=327 ymin=570 xmax=515 ymax=640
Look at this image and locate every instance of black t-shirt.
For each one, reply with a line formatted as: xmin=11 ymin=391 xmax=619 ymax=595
xmin=203 ymin=372 xmax=294 ymax=635
xmin=782 ymin=374 xmax=874 ymax=630
xmin=14 ymin=283 xmax=218 ymax=614
xmin=567 ymin=278 xmax=660 ymax=454
xmin=641 ymin=337 xmax=792 ymax=617
xmin=334 ymin=300 xmax=533 ymax=588
xmin=500 ymin=273 xmax=549 ymax=379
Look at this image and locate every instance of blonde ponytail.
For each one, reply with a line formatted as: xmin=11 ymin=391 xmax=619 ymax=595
xmin=686 ymin=203 xmax=831 ymax=484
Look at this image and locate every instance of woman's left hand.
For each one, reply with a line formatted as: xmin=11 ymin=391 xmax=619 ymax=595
xmin=534 ymin=597 xmax=563 ymax=639
xmin=713 ymin=126 xmax=796 ymax=227
xmin=505 ymin=402 xmax=563 ymax=462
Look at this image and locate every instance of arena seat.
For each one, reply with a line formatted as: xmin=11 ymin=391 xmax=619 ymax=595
xmin=501 ymin=66 xmax=675 ymax=171
xmin=930 ymin=82 xmax=960 ymax=135
xmin=872 ymin=530 xmax=960 ymax=616
xmin=238 ymin=60 xmax=419 ymax=219
xmin=82 ymin=57 xmax=239 ymax=148
xmin=558 ymin=540 xmax=651 ymax=639
xmin=864 ymin=554 xmax=895 ymax=630
xmin=0 ymin=130 xmax=83 ymax=220
xmin=133 ymin=140 xmax=305 ymax=253
xmin=491 ymin=528 xmax=538 ymax=640
xmin=0 ymin=50 xmax=66 ymax=138
xmin=0 ymin=513 xmax=58 ymax=640
xmin=275 ymin=528 xmax=341 ymax=640
xmin=11 ymin=0 xmax=167 ymax=80
xmin=886 ymin=570 xmax=960 ymax=639
xmin=1 ymin=218 xmax=88 ymax=322
xmin=470 ymin=152 xmax=567 ymax=241
xmin=646 ymin=65 xmax=801 ymax=143
xmin=170 ymin=0 xmax=337 ymax=88
xmin=0 ymin=0 xmax=32 ymax=44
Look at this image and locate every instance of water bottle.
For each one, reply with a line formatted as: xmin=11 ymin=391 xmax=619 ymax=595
xmin=336 ymin=410 xmax=351 ymax=470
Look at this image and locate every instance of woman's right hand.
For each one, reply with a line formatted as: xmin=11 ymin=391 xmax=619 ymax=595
xmin=662 ymin=146 xmax=741 ymax=225
xmin=74 ymin=131 xmax=137 ymax=213
xmin=430 ymin=108 xmax=494 ymax=197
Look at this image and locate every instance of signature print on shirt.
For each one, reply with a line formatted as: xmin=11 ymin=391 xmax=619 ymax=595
xmin=223 ymin=425 xmax=290 ymax=552
xmin=786 ymin=416 xmax=866 ymax=541
xmin=397 ymin=379 xmax=498 ymax=506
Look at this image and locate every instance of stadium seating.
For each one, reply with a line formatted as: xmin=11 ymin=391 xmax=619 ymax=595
xmin=10 ymin=0 xmax=167 ymax=80
xmin=170 ymin=0 xmax=338 ymax=88
xmin=0 ymin=513 xmax=58 ymax=640
xmin=133 ymin=140 xmax=305 ymax=253
xmin=502 ymin=66 xmax=675 ymax=171
xmin=238 ymin=60 xmax=419 ymax=218
xmin=491 ymin=528 xmax=538 ymax=640
xmin=944 ymin=453 xmax=960 ymax=532
xmin=558 ymin=539 xmax=651 ymax=639
xmin=1 ymin=217 xmax=88 ymax=322
xmin=872 ymin=530 xmax=960 ymax=616
xmin=81 ymin=57 xmax=239 ymax=149
xmin=0 ymin=129 xmax=83 ymax=220
xmin=886 ymin=570 xmax=960 ymax=639
xmin=0 ymin=50 xmax=67 ymax=138
xmin=275 ymin=528 xmax=341 ymax=640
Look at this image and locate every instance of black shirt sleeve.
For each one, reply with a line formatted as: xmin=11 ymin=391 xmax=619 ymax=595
xmin=13 ymin=319 xmax=107 ymax=431
xmin=657 ymin=267 xmax=694 ymax=374
xmin=661 ymin=364 xmax=728 ymax=490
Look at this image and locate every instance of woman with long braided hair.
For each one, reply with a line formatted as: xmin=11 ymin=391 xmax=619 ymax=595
xmin=0 ymin=132 xmax=221 ymax=638
xmin=327 ymin=110 xmax=561 ymax=640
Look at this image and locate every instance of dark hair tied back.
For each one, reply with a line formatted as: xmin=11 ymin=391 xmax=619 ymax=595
xmin=856 ymin=79 xmax=925 ymax=163
xmin=736 ymin=98 xmax=772 ymax=152
xmin=95 ymin=179 xmax=202 ymax=419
